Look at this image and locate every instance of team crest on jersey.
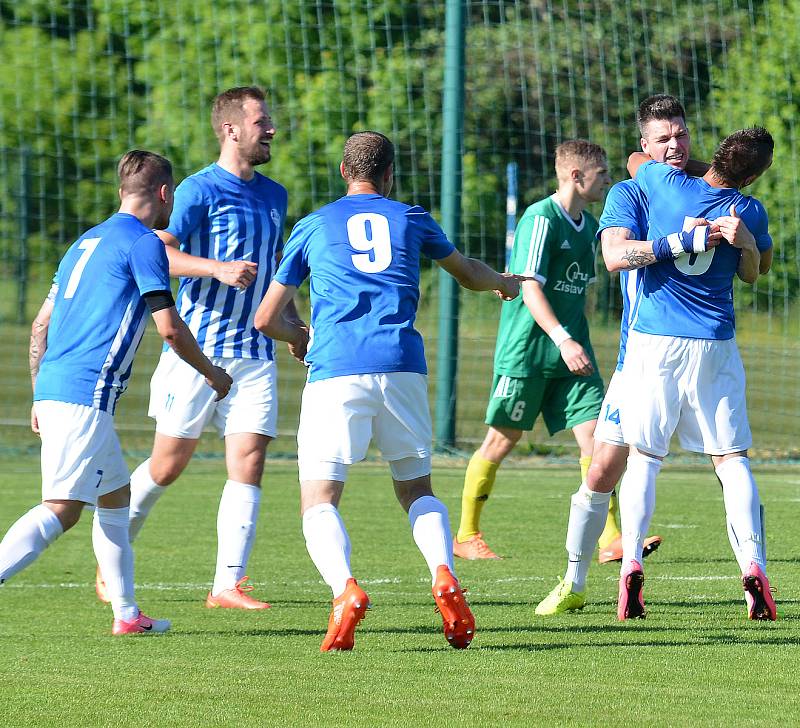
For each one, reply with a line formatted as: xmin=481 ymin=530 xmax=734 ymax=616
xmin=560 ymin=239 xmax=571 ymax=249
xmin=270 ymin=208 xmax=281 ymax=227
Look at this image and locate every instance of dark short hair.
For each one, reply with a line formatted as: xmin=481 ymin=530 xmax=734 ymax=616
xmin=211 ymin=86 xmax=267 ymax=142
xmin=712 ymin=127 xmax=774 ymax=188
xmin=554 ymin=139 xmax=607 ymax=172
xmin=117 ymin=150 xmax=173 ymax=196
xmin=342 ymin=131 xmax=395 ymax=183
xmin=637 ymin=94 xmax=687 ymax=135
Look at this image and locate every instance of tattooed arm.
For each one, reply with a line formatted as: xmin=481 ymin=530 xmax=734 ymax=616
xmin=29 ymin=294 xmax=55 ymax=434
xmin=600 ymin=227 xmax=658 ymax=272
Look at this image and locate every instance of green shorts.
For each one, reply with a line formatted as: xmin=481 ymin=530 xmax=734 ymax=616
xmin=485 ymin=373 xmax=604 ymax=435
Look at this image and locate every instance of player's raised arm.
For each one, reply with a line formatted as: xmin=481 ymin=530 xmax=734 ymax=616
xmin=146 ymin=295 xmax=232 ymax=400
xmin=254 ymin=280 xmax=309 ymax=363
xmin=435 ymin=249 xmax=521 ymax=301
xmin=156 ymin=229 xmax=258 ymax=289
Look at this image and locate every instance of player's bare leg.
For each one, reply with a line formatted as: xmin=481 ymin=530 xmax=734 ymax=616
xmin=395 ymin=473 xmax=475 ymax=649
xmin=205 ymin=432 xmax=271 ymax=608
xmin=128 ymin=433 xmax=199 ymax=540
xmin=455 ymin=425 xmax=522 ymax=559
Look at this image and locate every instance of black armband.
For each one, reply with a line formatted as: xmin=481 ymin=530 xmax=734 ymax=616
xmin=143 ymin=290 xmax=175 ymax=313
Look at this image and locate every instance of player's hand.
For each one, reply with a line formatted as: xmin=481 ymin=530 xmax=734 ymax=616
xmin=30 ymin=405 xmax=40 ymax=435
xmin=206 ymin=365 xmax=233 ymax=401
xmin=559 ymin=339 xmax=594 ymax=376
xmin=492 ymin=273 xmax=528 ymax=301
xmin=714 ymin=205 xmax=756 ymax=249
xmin=288 ymin=325 xmax=310 ymax=364
xmin=212 ymin=260 xmax=258 ymax=289
xmin=683 ymin=217 xmax=724 ymax=247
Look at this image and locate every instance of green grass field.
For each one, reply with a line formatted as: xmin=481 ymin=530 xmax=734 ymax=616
xmin=2 ymin=456 xmax=799 ymax=726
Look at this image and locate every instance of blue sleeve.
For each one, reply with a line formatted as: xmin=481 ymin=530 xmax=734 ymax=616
xmin=165 ymin=177 xmax=205 ymax=245
xmin=597 ymin=182 xmax=647 ymax=240
xmin=275 ymin=185 xmax=288 ymax=255
xmin=411 ymin=207 xmax=456 ymax=260
xmin=749 ymin=200 xmax=772 ymax=252
xmin=274 ymin=215 xmax=314 ymax=287
xmin=129 ymin=232 xmax=171 ymax=296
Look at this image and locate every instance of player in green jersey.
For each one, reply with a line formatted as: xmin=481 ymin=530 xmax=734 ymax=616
xmin=454 ymin=140 xmax=611 ymax=560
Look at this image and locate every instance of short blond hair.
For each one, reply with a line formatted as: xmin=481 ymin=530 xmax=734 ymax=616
xmin=554 ymin=139 xmax=607 ymax=178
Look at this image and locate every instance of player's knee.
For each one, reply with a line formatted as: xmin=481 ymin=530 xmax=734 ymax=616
xmin=481 ymin=427 xmax=522 ymax=461
xmin=148 ymin=460 xmax=184 ymax=486
xmin=586 ymin=445 xmax=627 ymax=491
xmin=43 ymin=501 xmax=83 ymax=532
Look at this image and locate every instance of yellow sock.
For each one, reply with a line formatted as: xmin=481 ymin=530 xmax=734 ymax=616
xmin=456 ymin=453 xmax=499 ymax=542
xmin=598 ymin=491 xmax=621 ymax=549
xmin=579 ymin=455 xmax=592 ymax=482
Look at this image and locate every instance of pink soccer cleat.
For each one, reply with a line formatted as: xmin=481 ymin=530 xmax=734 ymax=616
xmin=742 ymin=562 xmax=777 ymax=621
xmin=617 ymin=560 xmax=646 ymax=620
xmin=112 ymin=611 xmax=171 ymax=635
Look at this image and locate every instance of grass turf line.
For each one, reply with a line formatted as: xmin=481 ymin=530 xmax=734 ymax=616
xmin=1 ymin=458 xmax=798 ymax=726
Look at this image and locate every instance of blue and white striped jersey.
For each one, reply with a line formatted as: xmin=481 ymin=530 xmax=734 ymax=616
xmin=34 ymin=213 xmax=170 ymax=414
xmin=167 ymin=164 xmax=288 ymax=360
xmin=597 ymin=179 xmax=648 ymax=371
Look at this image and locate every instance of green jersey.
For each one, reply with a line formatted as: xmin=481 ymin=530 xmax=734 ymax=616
xmin=494 ymin=194 xmax=599 ymax=378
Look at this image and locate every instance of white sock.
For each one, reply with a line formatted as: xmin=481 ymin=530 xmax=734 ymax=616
xmin=564 ymin=483 xmax=612 ymax=592
xmin=716 ymin=456 xmax=765 ymax=571
xmin=619 ymin=454 xmax=662 ymax=569
xmin=129 ymin=459 xmax=167 ymax=542
xmin=211 ymin=480 xmax=262 ymax=596
xmin=302 ymin=503 xmax=352 ymax=598
xmin=92 ymin=507 xmax=138 ymax=621
xmin=0 ymin=504 xmax=63 ymax=583
xmin=408 ymin=495 xmax=454 ymax=583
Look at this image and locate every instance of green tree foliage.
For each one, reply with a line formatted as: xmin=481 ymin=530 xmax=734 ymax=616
xmin=0 ymin=0 xmax=793 ymax=319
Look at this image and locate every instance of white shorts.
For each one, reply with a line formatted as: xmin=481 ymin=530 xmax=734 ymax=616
xmin=593 ymin=369 xmax=626 ymax=447
xmin=148 ymin=349 xmax=278 ymax=439
xmin=36 ymin=401 xmax=129 ymax=503
xmin=297 ymin=372 xmax=431 ymax=480
xmin=620 ymin=331 xmax=752 ymax=457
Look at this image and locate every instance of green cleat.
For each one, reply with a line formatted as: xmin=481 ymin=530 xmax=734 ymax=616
xmin=534 ymin=579 xmax=586 ymax=616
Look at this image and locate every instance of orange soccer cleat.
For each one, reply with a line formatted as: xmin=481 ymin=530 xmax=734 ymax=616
xmin=205 ymin=576 xmax=272 ymax=610
xmin=598 ymin=534 xmax=663 ymax=564
xmin=432 ymin=565 xmax=475 ymax=649
xmin=320 ymin=578 xmax=370 ymax=652
xmin=453 ymin=533 xmax=501 ymax=560
xmin=95 ymin=565 xmax=110 ymax=604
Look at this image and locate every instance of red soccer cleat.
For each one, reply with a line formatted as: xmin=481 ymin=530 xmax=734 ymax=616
xmin=320 ymin=578 xmax=370 ymax=652
xmin=432 ymin=565 xmax=475 ymax=649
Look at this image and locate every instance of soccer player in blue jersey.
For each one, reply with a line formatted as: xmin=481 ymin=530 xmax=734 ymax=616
xmin=616 ymin=127 xmax=776 ymax=621
xmin=108 ymin=87 xmax=298 ymax=609
xmin=254 ymin=131 xmax=522 ymax=651
xmin=536 ymin=96 xmax=710 ymax=615
xmin=0 ymin=151 xmax=232 ymax=634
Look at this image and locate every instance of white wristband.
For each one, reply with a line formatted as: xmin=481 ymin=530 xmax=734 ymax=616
xmin=548 ymin=325 xmax=571 ymax=348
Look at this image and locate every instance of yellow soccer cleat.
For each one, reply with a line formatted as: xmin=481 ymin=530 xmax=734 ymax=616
xmin=535 ymin=579 xmax=586 ymax=616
